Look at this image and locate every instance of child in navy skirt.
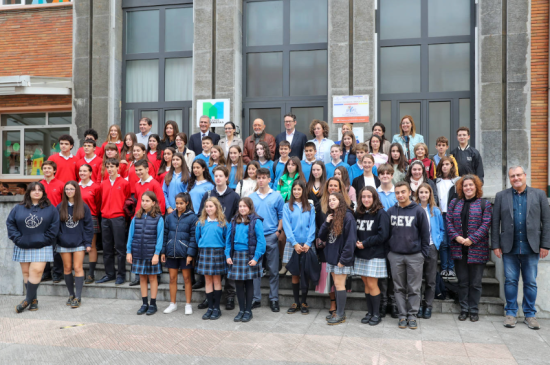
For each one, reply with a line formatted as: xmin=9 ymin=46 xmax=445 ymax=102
xmin=196 ymin=197 xmax=230 ymax=320
xmin=161 ymin=192 xmax=198 ymax=315
xmin=126 ymin=191 xmax=164 ymax=316
xmin=226 ymin=197 xmax=266 ymax=322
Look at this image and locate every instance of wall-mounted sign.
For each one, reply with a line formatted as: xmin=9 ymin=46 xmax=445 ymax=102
xmin=197 ymin=99 xmax=231 ymax=127
xmin=333 ymin=95 xmax=369 ymax=123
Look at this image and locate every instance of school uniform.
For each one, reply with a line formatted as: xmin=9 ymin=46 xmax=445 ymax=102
xmin=226 ymin=215 xmax=266 ymax=281
xmin=40 ymin=177 xmax=64 ymax=207
xmin=195 ymin=153 xmax=211 ymax=164
xmin=188 ymin=180 xmax=215 ymax=215
xmin=147 ymin=150 xmax=163 ymax=172
xmin=318 ymin=209 xmax=357 ymax=275
xmin=208 ymin=163 xmax=218 ymax=179
xmin=349 ymin=162 xmax=364 ymax=183
xmin=228 ymin=164 xmax=247 ymax=190
xmin=325 ymin=160 xmax=352 ymax=180
xmin=282 ymin=202 xmax=316 ymax=264
xmin=76 ymin=146 xmax=104 ymax=161
xmin=127 ymin=160 xmax=157 ymax=195
xmin=354 ymin=209 xmax=390 ymax=278
xmin=48 ymin=153 xmax=78 ymax=183
xmin=101 ymin=141 xmax=124 ymax=153
xmin=162 ymin=209 xmax=198 ymax=270
xmin=79 ymin=180 xmax=102 ymax=233
xmin=56 ymin=202 xmax=93 ymax=254
xmin=352 ymin=174 xmax=381 ymax=201
xmin=76 ymin=155 xmax=103 ymax=183
xmin=409 ymin=157 xmax=436 ymax=180
xmin=257 ymin=159 xmax=275 ymax=182
xmin=162 ymin=172 xmax=189 ymax=212
xmin=127 ymin=213 xmax=164 ymax=275
xmin=199 ymin=187 xmax=240 ymax=221
xmin=102 ymin=163 xmax=129 ymax=182
xmin=342 ymin=150 xmax=356 ymax=166
xmin=420 ymin=204 xmax=445 ymax=311
xmin=301 ymin=160 xmax=316 ymax=182
xmin=134 ymin=176 xmax=166 ymax=215
xmin=377 ymin=186 xmax=397 ymax=211
xmin=196 ymin=218 xmax=230 ymax=276
xmin=156 ymin=169 xmax=169 ymax=185
xmin=272 ymin=158 xmax=288 ymax=188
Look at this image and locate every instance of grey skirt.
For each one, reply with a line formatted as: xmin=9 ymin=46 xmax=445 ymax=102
xmin=326 ymin=263 xmax=353 ymax=275
xmin=56 ymin=245 xmax=86 ymax=253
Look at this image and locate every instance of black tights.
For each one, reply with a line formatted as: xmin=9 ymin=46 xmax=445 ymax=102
xmin=235 ymin=280 xmax=254 ymax=312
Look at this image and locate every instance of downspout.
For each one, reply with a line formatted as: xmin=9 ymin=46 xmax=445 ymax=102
xmin=548 ymin=0 xmax=550 ymax=197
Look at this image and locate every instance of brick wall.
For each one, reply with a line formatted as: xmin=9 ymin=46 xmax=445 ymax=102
xmin=531 ymin=0 xmax=549 ymax=193
xmin=0 ymin=5 xmax=72 ymax=78
xmin=0 ymin=95 xmax=71 ymax=109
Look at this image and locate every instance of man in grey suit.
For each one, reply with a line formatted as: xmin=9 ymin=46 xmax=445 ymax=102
xmin=492 ymin=166 xmax=550 ymax=330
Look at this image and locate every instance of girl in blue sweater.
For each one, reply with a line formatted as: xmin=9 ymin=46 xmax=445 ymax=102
xmin=415 ymin=183 xmax=445 ymax=319
xmin=57 ymin=181 xmax=93 ymax=308
xmin=228 ymin=146 xmax=247 ymax=190
xmin=188 ymin=159 xmax=215 ymax=214
xmin=162 ymin=152 xmax=190 ymax=214
xmin=226 ymin=197 xmax=266 ymax=323
xmin=282 ymin=180 xmax=316 ymax=314
xmin=196 ymin=197 xmax=230 ymax=320
xmin=126 ymin=191 xmax=164 ymax=316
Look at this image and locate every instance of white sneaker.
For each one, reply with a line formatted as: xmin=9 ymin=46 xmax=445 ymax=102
xmin=164 ymin=303 xmax=177 ymax=314
xmin=185 ymin=303 xmax=193 ymax=315
xmin=447 ymin=269 xmax=456 ymax=278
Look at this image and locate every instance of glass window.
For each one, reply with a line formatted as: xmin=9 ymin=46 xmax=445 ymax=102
xmin=165 ymin=8 xmax=193 ymax=52
xmin=141 ymin=110 xmax=159 ymax=134
xmin=399 ymin=103 xmax=421 ymax=133
xmin=165 ymin=58 xmax=193 ymax=101
xmin=165 ymin=110 xmax=183 ymax=132
xmin=126 ymin=60 xmax=159 ymax=103
xmin=428 ymin=0 xmax=470 ymax=37
xmin=291 ymin=107 xmax=324 ymax=136
xmin=380 ymin=46 xmax=421 ymax=94
xmin=1 ymin=113 xmax=46 ymax=127
xmin=246 ymin=1 xmax=283 ymax=46
xmin=428 ymin=101 xmax=451 ymax=155
xmin=290 ymin=50 xmax=328 ymax=96
xmin=290 ymin=0 xmax=328 ymax=44
xmin=429 ymin=43 xmax=470 ymax=92
xmin=380 ymin=0 xmax=421 ymax=40
xmin=24 ymin=128 xmax=70 ymax=176
xmin=125 ymin=110 xmax=134 ymax=133
xmin=2 ymin=131 xmax=20 ymax=175
xmin=380 ymin=101 xmax=392 ymax=139
xmin=247 ymin=53 xmax=283 ymax=98
xmin=48 ymin=112 xmax=72 ymax=125
xmin=459 ymin=99 xmax=470 ymax=128
xmin=249 ymin=108 xmax=281 ymax=137
xmin=126 ymin=10 xmax=159 ymax=54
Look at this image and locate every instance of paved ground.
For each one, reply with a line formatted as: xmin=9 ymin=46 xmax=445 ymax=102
xmin=0 ymin=295 xmax=549 ymax=365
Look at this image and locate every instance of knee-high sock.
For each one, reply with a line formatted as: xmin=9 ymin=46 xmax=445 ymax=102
xmin=25 ymin=282 xmax=39 ymax=303
xmin=75 ymin=276 xmax=85 ymax=299
xmin=213 ymin=290 xmax=222 ymax=310
xmin=245 ymin=280 xmax=254 ymax=312
xmin=88 ymin=262 xmax=97 ymax=277
xmin=365 ymin=293 xmax=372 ymax=314
xmin=235 ymin=281 xmax=246 ymax=312
xmin=206 ymin=292 xmax=214 ymax=309
xmin=64 ymin=274 xmax=75 ymax=297
xmin=292 ymin=283 xmax=300 ymax=304
xmin=301 ymin=277 xmax=309 ymax=305
xmin=371 ymin=294 xmax=381 ymax=316
xmin=336 ymin=290 xmax=347 ymax=317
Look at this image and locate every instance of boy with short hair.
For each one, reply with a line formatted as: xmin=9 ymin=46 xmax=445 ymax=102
xmin=97 ymin=158 xmax=131 ymax=285
xmin=134 ymin=159 xmax=166 ymax=215
xmin=409 ymin=143 xmax=436 ymax=180
xmin=76 ymin=139 xmax=103 ymax=183
xmin=195 ymin=136 xmax=214 ymax=163
xmin=325 ymin=144 xmax=351 ymax=179
xmin=47 ymin=134 xmax=78 ymax=183
xmin=432 ymin=136 xmax=458 ymax=170
xmin=273 ymin=140 xmax=291 ymax=187
xmin=450 ymin=127 xmax=484 ymax=182
xmin=76 ymin=129 xmax=103 ymax=160
xmin=301 ymin=142 xmax=317 ymax=182
xmin=350 ymin=143 xmax=369 ymax=182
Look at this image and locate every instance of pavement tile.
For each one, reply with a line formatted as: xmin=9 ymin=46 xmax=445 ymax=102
xmin=423 ymin=354 xmax=471 ymax=365
xmin=469 ymin=357 xmax=517 ymax=365
xmin=464 ymin=343 xmax=514 ymax=359
xmin=459 ymin=329 xmax=503 ymax=344
xmin=422 ymin=341 xmax=468 ymax=356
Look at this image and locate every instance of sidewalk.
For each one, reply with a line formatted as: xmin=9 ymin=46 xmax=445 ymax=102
xmin=0 ymin=295 xmax=548 ymax=365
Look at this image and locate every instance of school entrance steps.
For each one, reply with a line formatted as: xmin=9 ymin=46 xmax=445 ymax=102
xmin=36 ymin=253 xmax=505 ymax=314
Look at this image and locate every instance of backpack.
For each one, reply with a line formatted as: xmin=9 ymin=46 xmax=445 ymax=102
xmin=434 ymin=272 xmax=447 ymax=300
xmin=444 ymin=280 xmax=460 ymax=303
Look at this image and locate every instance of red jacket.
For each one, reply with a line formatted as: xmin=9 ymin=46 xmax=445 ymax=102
xmin=156 ymin=170 xmax=168 ymax=185
xmin=134 ymin=177 xmax=166 ymax=215
xmin=147 ymin=150 xmax=163 ymax=172
xmin=243 ymin=133 xmax=276 ymax=164
xmin=40 ymin=177 xmax=64 ymax=207
xmin=48 ymin=153 xmax=78 ymax=183
xmin=79 ymin=181 xmax=102 ymax=217
xmin=409 ymin=157 xmax=436 ymax=180
xmin=102 ymin=162 xmax=128 ymax=182
xmin=127 ymin=160 xmax=157 ymax=194
xmin=100 ymin=176 xmax=130 ymax=219
xmin=76 ymin=156 xmax=103 ymax=183
xmin=76 ymin=146 xmax=104 ymax=161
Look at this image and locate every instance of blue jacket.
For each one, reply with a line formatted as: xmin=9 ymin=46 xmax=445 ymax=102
xmin=282 ymin=202 xmax=316 ymax=247
xmin=57 ymin=203 xmax=94 ymax=248
xmin=127 ymin=213 xmax=164 ymax=260
xmin=189 ymin=181 xmax=215 ymax=214
xmin=196 ymin=220 xmax=231 ymax=249
xmin=424 ymin=204 xmax=445 ymax=249
xmin=226 ymin=214 xmax=266 ymax=262
xmin=343 ymin=150 xmax=357 ymax=166
xmin=162 ymin=209 xmax=198 ymax=258
xmin=391 ymin=133 xmax=425 ymax=159
xmin=162 ymin=172 xmax=188 ymax=211
xmin=6 ymin=203 xmax=60 ymax=249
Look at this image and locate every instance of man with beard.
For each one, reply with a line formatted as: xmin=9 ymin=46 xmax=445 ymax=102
xmin=243 ymin=118 xmax=276 ymax=164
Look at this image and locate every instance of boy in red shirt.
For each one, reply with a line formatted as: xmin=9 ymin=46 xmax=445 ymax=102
xmin=96 ymin=158 xmax=130 ymax=285
xmin=409 ymin=143 xmax=436 ymax=180
xmin=76 ymin=128 xmax=103 ymax=160
xmin=47 ymin=134 xmax=77 ymax=183
xmin=76 ymin=139 xmax=103 ymax=183
xmin=134 ymin=159 xmax=166 ymax=215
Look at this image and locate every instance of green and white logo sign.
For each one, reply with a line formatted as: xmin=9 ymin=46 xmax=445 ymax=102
xmin=196 ymin=99 xmax=231 ymax=127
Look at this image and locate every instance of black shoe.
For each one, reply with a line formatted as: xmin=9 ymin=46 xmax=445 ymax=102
xmin=326 ymin=312 xmax=335 ymax=321
xmin=408 ymin=318 xmax=418 ymax=329
xmin=137 ymin=304 xmax=149 ymax=315
xmin=210 ymin=308 xmax=221 ymax=320
xmin=198 ymin=298 xmax=209 ymax=309
xmin=95 ymin=276 xmax=115 ymax=284
xmin=52 ymin=276 xmax=63 ymax=283
xmin=270 ymin=300 xmax=280 ymax=312
xmin=115 ymin=277 xmax=125 ymax=286
xmin=15 ymin=300 xmax=29 ymax=313
xmin=84 ymin=275 xmax=95 ymax=285
xmin=417 ymin=306 xmax=424 ymax=318
xmin=225 ymin=297 xmax=235 ymax=311
xmin=300 ymin=303 xmax=309 ymax=315
xmin=66 ymin=295 xmax=75 ymax=306
xmin=71 ymin=298 xmax=81 ymax=308
xmin=41 ymin=274 xmax=52 ymax=282
xmin=398 ymin=319 xmax=408 ymax=328
xmin=361 ymin=313 xmax=373 ymax=324
xmin=29 ymin=299 xmax=38 ymax=311
xmin=251 ymin=301 xmax=261 ymax=310
xmin=202 ymin=308 xmax=213 ymax=320
xmin=192 ymin=281 xmax=205 ymax=290
xmin=327 ymin=313 xmax=346 ymax=325
xmin=470 ymin=313 xmax=479 ymax=322
xmin=369 ymin=315 xmax=382 ymax=326
xmin=458 ymin=311 xmax=469 ymax=321
xmin=423 ymin=307 xmax=432 ymax=319
xmin=391 ymin=304 xmax=399 ymax=319
xmin=241 ymin=311 xmax=253 ymax=322
xmin=146 ymin=305 xmax=157 ymax=315
xmin=379 ymin=304 xmax=387 ymax=318
xmin=234 ymin=311 xmax=245 ymax=322
xmin=287 ymin=303 xmax=300 ymax=314
xmin=129 ymin=277 xmax=140 ymax=286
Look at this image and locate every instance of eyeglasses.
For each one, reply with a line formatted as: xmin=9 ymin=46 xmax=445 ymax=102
xmin=65 ymin=188 xmax=76 ymax=192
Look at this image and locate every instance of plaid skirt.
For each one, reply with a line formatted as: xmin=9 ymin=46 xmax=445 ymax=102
xmin=56 ymin=245 xmax=86 ymax=253
xmin=92 ymin=215 xmax=100 ymax=234
xmin=282 ymin=242 xmax=296 ymax=264
xmin=131 ymin=259 xmax=162 ymax=275
xmin=196 ymin=248 xmax=227 ymax=276
xmin=326 ymin=263 xmax=353 ymax=275
xmin=352 ymin=257 xmax=387 ymax=278
xmin=227 ymin=250 xmax=261 ymax=281
xmin=13 ymin=245 xmax=54 ymax=263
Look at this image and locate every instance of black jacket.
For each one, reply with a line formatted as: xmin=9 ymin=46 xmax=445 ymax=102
xmin=352 ymin=174 xmax=381 ymax=201
xmin=355 ymin=209 xmax=390 ymax=260
xmin=159 ymin=139 xmax=177 ymax=151
xmin=450 ymin=145 xmax=484 ymax=183
xmin=286 ymin=247 xmax=321 ymax=287
xmin=318 ymin=209 xmax=357 ymax=266
xmin=274 ymin=130 xmax=308 ymax=160
xmin=162 ymin=209 xmax=198 ymax=258
xmin=188 ymin=131 xmax=221 ymax=156
xmin=387 ymin=201 xmax=430 ymax=257
xmin=199 ymin=187 xmax=240 ymax=221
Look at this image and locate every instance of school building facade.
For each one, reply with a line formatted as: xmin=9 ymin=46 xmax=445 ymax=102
xmin=0 ymin=0 xmax=547 ymax=198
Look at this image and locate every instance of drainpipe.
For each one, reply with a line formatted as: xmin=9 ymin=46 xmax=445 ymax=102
xmin=548 ymin=0 xmax=550 ymax=197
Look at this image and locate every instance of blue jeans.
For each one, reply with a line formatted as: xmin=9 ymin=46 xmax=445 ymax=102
xmin=439 ymin=215 xmax=454 ymax=271
xmin=502 ymin=253 xmax=539 ymax=317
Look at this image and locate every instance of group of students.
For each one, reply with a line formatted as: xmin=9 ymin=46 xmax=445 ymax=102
xmin=6 ymin=114 xmax=490 ymax=328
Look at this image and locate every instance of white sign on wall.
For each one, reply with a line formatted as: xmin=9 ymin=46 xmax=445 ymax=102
xmin=196 ymin=99 xmax=231 ymax=127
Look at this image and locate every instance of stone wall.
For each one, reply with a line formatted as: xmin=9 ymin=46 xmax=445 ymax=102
xmin=0 ymin=197 xmax=24 ymax=296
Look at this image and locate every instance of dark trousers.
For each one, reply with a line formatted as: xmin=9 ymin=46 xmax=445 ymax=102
xmin=44 ymin=251 xmax=64 ymax=278
xmin=421 ymin=245 xmax=439 ymax=309
xmin=102 ymin=217 xmax=127 ymax=279
xmin=379 ymin=258 xmax=396 ymax=307
xmin=454 ymin=258 xmax=485 ymax=314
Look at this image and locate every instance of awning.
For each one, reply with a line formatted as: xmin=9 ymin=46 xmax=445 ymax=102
xmin=0 ymin=76 xmax=72 ymax=96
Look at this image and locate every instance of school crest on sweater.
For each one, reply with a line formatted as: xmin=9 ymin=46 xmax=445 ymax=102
xmin=25 ymin=214 xmax=43 ymax=229
xmin=65 ymin=214 xmax=79 ymax=229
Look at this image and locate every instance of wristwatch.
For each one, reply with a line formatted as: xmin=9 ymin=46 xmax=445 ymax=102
xmin=277 ymin=230 xmax=282 ymax=234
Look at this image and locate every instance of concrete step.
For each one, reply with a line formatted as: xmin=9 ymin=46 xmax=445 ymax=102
xmin=36 ymin=280 xmax=505 ymax=315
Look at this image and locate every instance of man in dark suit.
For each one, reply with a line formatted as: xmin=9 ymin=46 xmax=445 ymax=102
xmin=274 ymin=113 xmax=308 ymax=160
xmin=492 ymin=166 xmax=550 ymax=330
xmin=187 ymin=115 xmax=221 ymax=156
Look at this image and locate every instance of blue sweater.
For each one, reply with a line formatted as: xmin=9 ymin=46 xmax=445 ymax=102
xmin=195 ymin=153 xmax=210 ymax=164
xmin=282 ymin=203 xmax=316 ymax=246
xmin=325 ymin=160 xmax=351 ymax=179
xmin=349 ymin=163 xmax=378 ymax=182
xmin=127 ymin=214 xmax=164 ymax=256
xmin=196 ymin=220 xmax=231 ymax=249
xmin=224 ymin=222 xmax=266 ymax=262
xmin=377 ymin=186 xmax=397 ymax=211
xmin=162 ymin=172 xmax=189 ymax=210
xmin=273 ymin=159 xmax=287 ymax=188
xmin=258 ymin=159 xmax=274 ymax=182
xmin=249 ymin=190 xmax=285 ymax=235
xmin=189 ymin=181 xmax=215 ymax=214
xmin=6 ymin=203 xmax=60 ymax=249
xmin=208 ymin=163 xmax=217 ymax=179
xmin=424 ymin=204 xmax=445 ymax=250
xmin=228 ymin=164 xmax=247 ymax=190
xmin=301 ymin=160 xmax=315 ymax=182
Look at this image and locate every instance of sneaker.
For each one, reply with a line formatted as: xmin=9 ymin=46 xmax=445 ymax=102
xmin=185 ymin=304 xmax=193 ymax=315
xmin=327 ymin=313 xmax=346 ymax=325
xmin=241 ymin=311 xmax=253 ymax=322
xmin=447 ymin=269 xmax=456 ymax=278
xmin=440 ymin=270 xmax=448 ymax=277
xmin=146 ymin=305 xmax=157 ymax=315
xmin=398 ymin=319 xmax=408 ymax=329
xmin=29 ymin=299 xmax=38 ymax=311
xmin=300 ymin=303 xmax=309 ymax=315
xmin=279 ymin=266 xmax=288 ymax=275
xmin=84 ymin=275 xmax=95 ymax=285
xmin=66 ymin=295 xmax=75 ymax=306
xmin=503 ymin=315 xmax=517 ymax=328
xmin=15 ymin=300 xmax=29 ymax=313
xmin=71 ymin=298 xmax=81 ymax=308
xmin=164 ymin=303 xmax=178 ymax=314
xmin=524 ymin=317 xmax=541 ymax=330
xmin=408 ymin=318 xmax=418 ymax=329
xmin=234 ymin=311 xmax=245 ymax=322
xmin=287 ymin=303 xmax=300 ymax=314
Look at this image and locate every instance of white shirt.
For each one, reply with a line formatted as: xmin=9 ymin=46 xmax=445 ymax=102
xmin=109 ymin=177 xmax=117 ymax=186
xmin=84 ymin=155 xmax=97 ymax=163
xmin=377 ymin=185 xmax=394 ymax=196
xmin=201 ymin=131 xmax=210 ymax=138
xmin=286 ymin=129 xmax=295 ymax=144
xmin=139 ymin=176 xmax=153 ymax=185
xmin=438 ymin=179 xmax=454 ymax=213
xmin=149 ymin=150 xmax=157 ymax=155
xmin=423 ymin=206 xmax=434 ymax=245
xmin=59 ymin=152 xmax=74 ymax=160
xmin=216 ymin=186 xmax=228 ymax=196
xmin=207 ymin=217 xmax=218 ymax=222
xmin=195 ymin=179 xmax=207 ymax=186
xmin=79 ymin=180 xmax=94 ymax=188
xmin=363 ymin=176 xmax=376 ymax=188
xmin=257 ymin=189 xmax=273 ymax=200
xmin=236 ymin=178 xmax=257 ymax=198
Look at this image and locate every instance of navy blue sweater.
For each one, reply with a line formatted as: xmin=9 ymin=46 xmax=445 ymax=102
xmin=318 ymin=209 xmax=357 ymax=266
xmin=199 ymin=187 xmax=240 ymax=221
xmin=162 ymin=209 xmax=198 ymax=258
xmin=387 ymin=201 xmax=430 ymax=257
xmin=355 ymin=209 xmax=390 ymax=260
xmin=57 ymin=203 xmax=94 ymax=248
xmin=6 ymin=203 xmax=60 ymax=249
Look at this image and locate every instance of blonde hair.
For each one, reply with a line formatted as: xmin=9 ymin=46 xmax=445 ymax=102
xmin=198 ymin=197 xmax=227 ymax=227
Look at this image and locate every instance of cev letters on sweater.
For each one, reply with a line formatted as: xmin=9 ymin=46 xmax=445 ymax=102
xmin=356 ymin=220 xmax=374 ymax=231
xmin=390 ymin=216 xmax=415 ymax=227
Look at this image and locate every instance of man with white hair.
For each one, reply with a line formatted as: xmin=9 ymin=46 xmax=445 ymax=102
xmin=243 ymin=118 xmax=276 ymax=164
